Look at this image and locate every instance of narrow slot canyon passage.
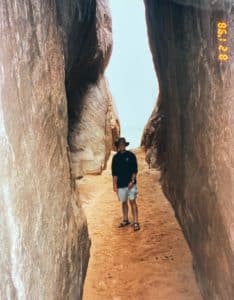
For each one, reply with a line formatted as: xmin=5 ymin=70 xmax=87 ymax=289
xmin=106 ymin=0 xmax=157 ymax=148
xmin=78 ymin=2 xmax=202 ymax=298
xmin=80 ymin=149 xmax=202 ymax=300
xmin=1 ymin=0 xmax=234 ymax=299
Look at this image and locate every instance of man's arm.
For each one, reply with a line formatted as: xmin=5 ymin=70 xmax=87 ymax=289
xmin=113 ymin=176 xmax=118 ymax=192
xmin=111 ymin=155 xmax=118 ymax=192
xmin=131 ymin=173 xmax=137 ymax=183
xmin=128 ymin=153 xmax=138 ymax=189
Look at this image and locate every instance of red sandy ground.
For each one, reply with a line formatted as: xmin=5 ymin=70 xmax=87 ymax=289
xmin=79 ymin=148 xmax=202 ymax=300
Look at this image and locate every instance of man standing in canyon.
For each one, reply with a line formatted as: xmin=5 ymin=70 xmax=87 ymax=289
xmin=111 ymin=137 xmax=140 ymax=231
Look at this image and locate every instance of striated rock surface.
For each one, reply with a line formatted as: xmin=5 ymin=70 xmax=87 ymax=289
xmin=56 ymin=0 xmax=119 ymax=178
xmin=70 ymin=76 xmax=119 ymax=177
xmin=0 ymin=0 xmax=120 ymax=298
xmin=142 ymin=0 xmax=234 ymax=299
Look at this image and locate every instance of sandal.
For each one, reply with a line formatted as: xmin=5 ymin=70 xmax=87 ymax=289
xmin=118 ymin=220 xmax=130 ymax=228
xmin=133 ymin=222 xmax=140 ymax=231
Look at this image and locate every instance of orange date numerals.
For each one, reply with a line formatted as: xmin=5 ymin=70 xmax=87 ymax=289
xmin=217 ymin=22 xmax=227 ymax=29
xmin=218 ymin=54 xmax=228 ymax=61
xmin=217 ymin=22 xmax=229 ymax=62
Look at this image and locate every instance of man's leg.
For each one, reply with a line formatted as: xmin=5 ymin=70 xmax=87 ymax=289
xmin=122 ymin=201 xmax=129 ymax=221
xmin=129 ymin=199 xmax=139 ymax=224
xmin=130 ymin=199 xmax=140 ymax=230
xmin=117 ymin=188 xmax=130 ymax=227
xmin=128 ymin=185 xmax=139 ymax=224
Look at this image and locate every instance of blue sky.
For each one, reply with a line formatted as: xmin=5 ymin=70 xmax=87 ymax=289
xmin=106 ymin=0 xmax=159 ymax=149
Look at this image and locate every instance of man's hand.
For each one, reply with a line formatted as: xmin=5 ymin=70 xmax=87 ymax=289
xmin=128 ymin=182 xmax=134 ymax=189
xmin=113 ymin=184 xmax=117 ymax=193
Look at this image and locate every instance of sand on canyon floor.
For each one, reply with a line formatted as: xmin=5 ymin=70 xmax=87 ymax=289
xmin=79 ymin=148 xmax=202 ymax=300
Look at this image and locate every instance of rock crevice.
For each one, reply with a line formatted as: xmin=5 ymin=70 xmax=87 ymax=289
xmin=56 ymin=0 xmax=119 ymax=178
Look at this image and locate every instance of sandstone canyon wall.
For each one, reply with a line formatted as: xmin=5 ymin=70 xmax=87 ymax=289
xmin=56 ymin=0 xmax=120 ymax=178
xmin=0 ymin=0 xmax=116 ymax=299
xmin=142 ymin=1 xmax=234 ymax=299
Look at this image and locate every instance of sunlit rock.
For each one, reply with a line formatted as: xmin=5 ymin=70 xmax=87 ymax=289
xmin=70 ymin=76 xmax=119 ymax=177
xmin=142 ymin=0 xmax=234 ymax=299
xmin=56 ymin=0 xmax=119 ymax=178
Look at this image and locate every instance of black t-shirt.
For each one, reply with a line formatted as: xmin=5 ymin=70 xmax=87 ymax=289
xmin=111 ymin=150 xmax=138 ymax=188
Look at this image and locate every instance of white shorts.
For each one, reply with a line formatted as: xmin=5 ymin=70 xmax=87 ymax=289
xmin=117 ymin=184 xmax=138 ymax=202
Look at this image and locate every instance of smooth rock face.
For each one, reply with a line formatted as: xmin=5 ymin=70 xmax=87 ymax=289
xmin=56 ymin=0 xmax=119 ymax=178
xmin=142 ymin=1 xmax=234 ymax=299
xmin=70 ymin=76 xmax=119 ymax=177
xmin=0 ymin=0 xmax=101 ymax=299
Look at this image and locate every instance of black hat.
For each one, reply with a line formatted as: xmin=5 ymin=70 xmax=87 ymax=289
xmin=114 ymin=137 xmax=130 ymax=148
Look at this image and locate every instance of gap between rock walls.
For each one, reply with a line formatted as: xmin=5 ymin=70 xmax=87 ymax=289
xmin=0 ymin=0 xmax=233 ymax=299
